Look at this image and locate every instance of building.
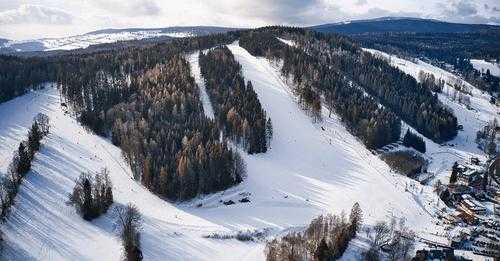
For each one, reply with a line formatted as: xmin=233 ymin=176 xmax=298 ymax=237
xmin=458 ymin=169 xmax=481 ymax=186
xmin=413 ymin=248 xmax=471 ymax=261
xmin=457 ymin=195 xmax=486 ymax=223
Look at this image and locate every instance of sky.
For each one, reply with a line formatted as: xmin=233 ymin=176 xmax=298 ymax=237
xmin=1 ymin=0 xmax=500 ymax=40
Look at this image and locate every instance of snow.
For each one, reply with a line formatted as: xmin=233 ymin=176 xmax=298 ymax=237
xmin=188 ymin=51 xmax=215 ymax=120
xmin=0 ymin=45 xmax=454 ymax=260
xmin=276 ymin=37 xmax=295 ymax=47
xmin=364 ymin=48 xmax=499 ymax=186
xmin=470 ymin=59 xmax=500 ymax=77
xmin=3 ymin=30 xmax=193 ymax=52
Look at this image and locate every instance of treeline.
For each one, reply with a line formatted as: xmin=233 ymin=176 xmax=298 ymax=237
xmin=106 ymin=57 xmax=246 ymax=200
xmin=240 ymin=30 xmax=401 ymax=149
xmin=53 ymin=34 xmax=247 ymax=201
xmin=0 ymin=114 xmax=49 ymax=220
xmin=199 ymin=46 xmax=272 ymax=153
xmin=285 ymin=29 xmax=458 ymax=143
xmin=353 ymin=31 xmax=500 ymax=93
xmin=265 ymin=203 xmax=362 ymax=261
xmin=68 ymin=169 xmax=113 ymax=221
xmin=0 ymin=55 xmax=56 ymax=103
xmin=402 ymin=130 xmax=426 ymax=153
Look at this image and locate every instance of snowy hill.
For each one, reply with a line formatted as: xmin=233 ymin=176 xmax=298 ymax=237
xmin=0 ymin=42 xmax=454 ymax=260
xmin=364 ymin=48 xmax=498 ymax=185
xmin=0 ymin=26 xmax=235 ymax=53
xmin=311 ymin=17 xmax=499 ymax=34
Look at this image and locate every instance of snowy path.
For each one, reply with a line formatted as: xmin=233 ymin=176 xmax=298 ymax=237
xmin=187 ymin=51 xmax=215 ymax=120
xmin=0 ymin=47 xmax=447 ymax=260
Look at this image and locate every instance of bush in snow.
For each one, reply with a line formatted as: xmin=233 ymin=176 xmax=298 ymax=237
xmin=68 ymin=168 xmax=113 ymax=221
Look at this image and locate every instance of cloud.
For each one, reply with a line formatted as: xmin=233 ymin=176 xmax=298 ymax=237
xmin=1 ymin=0 xmax=500 ymax=40
xmin=90 ymin=0 xmax=161 ymax=17
xmin=449 ymin=0 xmax=478 ymax=16
xmin=435 ymin=0 xmax=500 ymax=24
xmin=0 ymin=4 xmax=73 ymax=25
xmin=355 ymin=0 xmax=368 ymax=6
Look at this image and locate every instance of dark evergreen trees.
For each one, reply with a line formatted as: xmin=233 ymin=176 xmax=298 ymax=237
xmin=69 ymin=169 xmax=113 ymax=221
xmin=199 ymin=46 xmax=271 ymax=154
xmin=239 ymin=30 xmax=401 ymax=149
xmin=0 ymin=115 xmax=49 ymax=220
xmin=449 ymin=162 xmax=459 ymax=184
xmin=402 ymin=130 xmax=426 ymax=153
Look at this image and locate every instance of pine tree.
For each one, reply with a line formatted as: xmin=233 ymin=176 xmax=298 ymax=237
xmin=449 ymin=162 xmax=459 ymax=184
xmin=349 ymin=202 xmax=363 ymax=237
xmin=28 ymin=122 xmax=41 ymax=155
xmin=17 ymin=143 xmax=31 ymax=175
xmin=266 ymin=118 xmax=273 ymax=148
xmin=82 ymin=177 xmax=93 ymax=220
xmin=315 ymin=238 xmax=332 ymax=261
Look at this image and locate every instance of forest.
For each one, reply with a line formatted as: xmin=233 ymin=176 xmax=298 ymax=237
xmin=55 ymin=34 xmax=247 ymax=201
xmin=240 ymin=30 xmax=401 ymax=149
xmin=199 ymin=46 xmax=271 ymax=154
xmin=240 ymin=28 xmax=458 ymax=144
xmin=0 ymin=55 xmax=56 ymax=103
xmin=353 ymin=31 xmax=500 ymax=93
xmin=0 ymin=27 xmax=463 ymax=203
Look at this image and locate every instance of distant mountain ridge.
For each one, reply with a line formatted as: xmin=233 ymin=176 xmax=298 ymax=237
xmin=0 ymin=26 xmax=237 ymax=54
xmin=311 ymin=17 xmax=500 ymax=34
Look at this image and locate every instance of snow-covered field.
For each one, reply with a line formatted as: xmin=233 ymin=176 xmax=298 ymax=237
xmin=1 ymin=45 xmax=462 ymax=260
xmin=471 ymin=59 xmax=500 ymax=77
xmin=364 ymin=48 xmax=498 ymax=185
xmin=1 ymin=30 xmax=192 ymax=52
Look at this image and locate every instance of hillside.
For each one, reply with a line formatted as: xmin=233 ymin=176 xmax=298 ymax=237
xmin=0 ymin=26 xmax=235 ymax=54
xmin=311 ymin=17 xmax=499 ymax=34
xmin=0 ymin=26 xmax=497 ymax=260
xmin=0 ymin=42 xmax=447 ymax=260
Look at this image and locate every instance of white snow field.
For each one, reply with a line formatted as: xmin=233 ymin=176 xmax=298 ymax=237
xmin=3 ymin=30 xmax=192 ymax=52
xmin=0 ymin=45 xmax=453 ymax=260
xmin=365 ymin=48 xmax=499 ymax=185
xmin=471 ymin=59 xmax=500 ymax=77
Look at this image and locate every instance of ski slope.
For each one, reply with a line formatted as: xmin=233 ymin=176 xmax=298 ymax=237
xmin=0 ymin=45 xmax=449 ymax=260
xmin=364 ymin=48 xmax=499 ymax=184
xmin=188 ymin=51 xmax=215 ymax=120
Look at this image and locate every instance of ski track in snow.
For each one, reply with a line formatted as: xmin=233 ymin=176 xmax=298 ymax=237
xmin=0 ymin=45 xmax=454 ymax=260
xmin=187 ymin=51 xmax=215 ymax=120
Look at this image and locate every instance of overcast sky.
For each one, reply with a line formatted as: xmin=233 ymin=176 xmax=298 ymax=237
xmin=1 ymin=0 xmax=500 ymax=40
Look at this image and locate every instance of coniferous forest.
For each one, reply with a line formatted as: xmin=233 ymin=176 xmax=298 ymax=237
xmin=199 ymin=46 xmax=271 ymax=154
xmin=240 ymin=30 xmax=402 ymax=149
xmin=239 ymin=28 xmax=458 ymax=144
xmin=0 ymin=27 xmax=461 ymax=202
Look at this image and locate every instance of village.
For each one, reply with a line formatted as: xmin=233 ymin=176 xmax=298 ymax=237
xmin=425 ymin=156 xmax=500 ymax=259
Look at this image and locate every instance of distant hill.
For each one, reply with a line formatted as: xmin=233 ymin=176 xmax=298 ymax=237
xmin=311 ymin=17 xmax=499 ymax=34
xmin=0 ymin=26 xmax=237 ymax=54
